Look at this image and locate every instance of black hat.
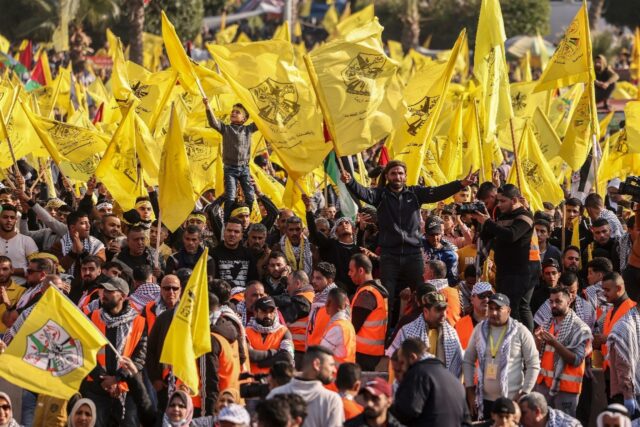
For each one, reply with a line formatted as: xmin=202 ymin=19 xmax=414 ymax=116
xmin=423 ymin=291 xmax=448 ymax=309
xmin=255 ymin=296 xmax=277 ymax=311
xmin=491 ymin=397 xmax=516 ymax=414
xmin=489 ymin=293 xmax=510 ymax=307
xmin=100 ymin=276 xmax=130 ymax=295
xmin=542 ymin=258 xmax=560 ymax=270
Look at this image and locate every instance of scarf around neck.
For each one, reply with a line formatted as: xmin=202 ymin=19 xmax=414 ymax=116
xmin=281 ymin=235 xmax=313 ymax=275
xmin=100 ymin=302 xmax=139 ymax=354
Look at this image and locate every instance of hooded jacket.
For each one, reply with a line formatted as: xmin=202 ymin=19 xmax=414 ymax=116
xmin=268 ymin=378 xmax=344 ymax=427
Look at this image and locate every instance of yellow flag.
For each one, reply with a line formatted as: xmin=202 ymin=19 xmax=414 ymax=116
xmin=535 ymin=31 xmax=549 ymax=72
xmin=461 ymin=98 xmax=483 ymax=176
xmin=306 ymin=19 xmax=404 ymax=158
xmin=0 ymin=287 xmax=108 ymax=399
xmin=393 ymin=30 xmax=467 ymax=184
xmin=335 ymin=4 xmax=375 ymax=37
xmin=237 ymin=32 xmax=252 ymax=43
xmin=440 ymin=102 xmax=464 ymax=180
xmin=559 ymin=86 xmax=591 ymax=170
xmin=207 ymin=40 xmax=329 ymax=177
xmin=95 ymin=105 xmax=145 ymax=210
xmin=548 ymin=84 xmax=584 ymax=138
xmin=508 ymin=120 xmax=564 ymax=211
xmin=322 ymin=5 xmax=339 ymax=35
xmin=251 ymin=162 xmax=285 ymax=209
xmin=183 ymin=126 xmax=222 ymax=196
xmin=0 ymin=34 xmax=9 ymax=54
xmin=215 ymin=24 xmax=239 ymax=45
xmin=624 ymin=101 xmax=640 ymax=152
xmin=160 ymin=248 xmax=212 ymax=394
xmin=570 ymin=217 xmax=581 ymax=249
xmin=599 ymin=110 xmax=614 ymax=138
xmin=510 ymin=81 xmax=548 ymax=118
xmin=474 ymin=0 xmax=513 ymax=136
xmin=631 ymin=27 xmax=640 ymax=81
xmin=142 ymin=32 xmax=164 ymax=72
xmin=534 ymin=2 xmax=595 ymax=92
xmin=273 ymin=21 xmax=291 ymax=42
xmin=159 ymin=106 xmax=198 ymax=232
xmin=521 ymin=51 xmax=532 ymax=82
xmin=532 ymin=106 xmax=562 ymax=161
xmin=126 ymin=62 xmax=178 ymax=131
xmin=0 ymin=101 xmax=49 ymax=169
xmin=387 ymin=40 xmax=404 ymax=63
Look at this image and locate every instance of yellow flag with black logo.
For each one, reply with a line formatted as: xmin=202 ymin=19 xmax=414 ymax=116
xmin=208 ymin=40 xmax=329 ymax=177
xmin=392 ymin=30 xmax=467 ymax=185
xmin=510 ymin=81 xmax=547 ymax=119
xmin=623 ymin=101 xmax=640 ymax=153
xmin=559 ymin=87 xmax=592 ymax=170
xmin=534 ymin=2 xmax=594 ymax=92
xmin=440 ymin=102 xmax=464 ymax=181
xmin=0 ymin=287 xmax=108 ymax=400
xmin=335 ymin=4 xmax=374 ymax=37
xmin=160 ymin=248 xmax=211 ymax=395
xmin=305 ymin=19 xmax=404 ymax=158
xmin=182 ymin=126 xmax=222 ymax=196
xmin=531 ymin=106 xmax=562 ymax=161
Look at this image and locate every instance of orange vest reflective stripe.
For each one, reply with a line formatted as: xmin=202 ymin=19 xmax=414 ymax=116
xmin=212 ymin=332 xmax=240 ymax=393
xmin=602 ymin=298 xmax=636 ymax=369
xmin=306 ymin=305 xmax=330 ymax=348
xmin=342 ymin=397 xmax=364 ymax=421
xmin=323 ymin=318 xmax=356 ymax=364
xmin=537 ymin=323 xmax=586 ymax=394
xmin=455 ymin=315 xmax=475 ymax=350
xmin=144 ymin=302 xmax=157 ymax=334
xmin=287 ymin=291 xmax=315 ymax=352
xmin=529 ymin=233 xmax=541 ymax=261
xmin=351 ymin=285 xmax=388 ymax=356
xmin=90 ymin=310 xmax=146 ymax=391
xmin=246 ymin=325 xmax=288 ymax=374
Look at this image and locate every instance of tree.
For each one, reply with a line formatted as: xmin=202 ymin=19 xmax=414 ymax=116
xmin=144 ymin=0 xmax=204 ymax=41
xmin=589 ymin=0 xmax=605 ymax=30
xmin=127 ymin=0 xmax=145 ymax=65
xmin=401 ymin=0 xmax=420 ymax=51
xmin=602 ymin=0 xmax=640 ymax=31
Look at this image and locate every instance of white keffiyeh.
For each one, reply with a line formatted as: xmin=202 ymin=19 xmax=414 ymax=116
xmin=387 ymin=315 xmax=462 ymax=377
xmin=61 ymin=233 xmax=105 ymax=275
xmin=474 ymin=318 xmax=519 ymax=418
xmin=540 ymin=309 xmax=592 ymax=396
xmin=534 ymin=296 xmax=596 ymax=331
xmin=607 ymin=307 xmax=640 ymax=395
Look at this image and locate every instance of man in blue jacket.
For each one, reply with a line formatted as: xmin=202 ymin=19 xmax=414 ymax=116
xmin=341 ymin=160 xmax=476 ymax=327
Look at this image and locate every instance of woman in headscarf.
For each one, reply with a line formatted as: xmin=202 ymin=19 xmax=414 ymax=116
xmin=163 ymin=391 xmax=194 ymax=427
xmin=214 ymin=389 xmax=241 ymax=415
xmin=0 ymin=392 xmax=21 ymax=427
xmin=67 ymin=398 xmax=96 ymax=427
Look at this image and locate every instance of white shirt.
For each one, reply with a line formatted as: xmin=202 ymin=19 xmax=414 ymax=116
xmin=0 ymin=233 xmax=38 ymax=284
xmin=320 ymin=310 xmax=350 ymax=361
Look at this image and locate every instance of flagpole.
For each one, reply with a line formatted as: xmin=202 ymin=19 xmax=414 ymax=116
xmin=509 ymin=118 xmax=524 ymax=189
xmin=473 ymin=99 xmax=486 ymax=180
xmin=154 ymin=206 xmax=162 ymax=271
xmin=561 ymin=203 xmax=566 ymax=252
xmin=591 ymin=133 xmax=599 ymax=195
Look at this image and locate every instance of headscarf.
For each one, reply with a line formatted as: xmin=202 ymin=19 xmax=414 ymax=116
xmin=219 ymin=388 xmax=241 ymax=405
xmin=162 ymin=390 xmax=194 ymax=427
xmin=67 ymin=398 xmax=97 ymax=427
xmin=0 ymin=392 xmax=20 ymax=427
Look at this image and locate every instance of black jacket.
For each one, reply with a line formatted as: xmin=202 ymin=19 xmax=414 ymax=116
xmin=346 ymin=179 xmax=463 ymax=256
xmin=390 ymin=358 xmax=471 ymax=427
xmin=480 ymin=206 xmax=534 ymax=276
xmin=345 ymin=412 xmax=404 ymax=427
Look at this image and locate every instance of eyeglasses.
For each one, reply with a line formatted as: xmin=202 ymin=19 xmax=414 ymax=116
xmin=26 ymin=269 xmax=42 ymax=274
xmin=0 ymin=404 xmax=11 ymax=411
xmin=168 ymin=402 xmax=186 ymax=409
xmin=477 ymin=292 xmax=493 ymax=299
xmin=162 ymin=286 xmax=180 ymax=292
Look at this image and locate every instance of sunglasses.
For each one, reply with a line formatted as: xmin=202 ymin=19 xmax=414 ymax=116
xmin=162 ymin=286 xmax=180 ymax=292
xmin=26 ymin=268 xmax=43 ymax=274
xmin=476 ymin=292 xmax=493 ymax=299
xmin=0 ymin=404 xmax=10 ymax=411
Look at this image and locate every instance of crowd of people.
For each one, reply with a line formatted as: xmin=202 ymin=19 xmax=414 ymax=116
xmin=0 ymin=141 xmax=640 ymax=427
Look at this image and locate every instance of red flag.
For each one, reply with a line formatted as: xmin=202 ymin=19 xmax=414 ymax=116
xmin=92 ymin=103 xmax=104 ymax=125
xmin=30 ymin=55 xmax=46 ymax=86
xmin=377 ymin=146 xmax=389 ymax=166
xmin=19 ymin=41 xmax=33 ymax=70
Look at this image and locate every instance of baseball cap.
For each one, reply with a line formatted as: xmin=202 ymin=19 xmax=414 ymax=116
xmin=492 ymin=397 xmax=516 ymax=414
xmin=542 ymin=258 xmax=560 ymax=270
xmin=426 ymin=221 xmax=443 ymax=235
xmin=489 ymin=293 xmax=510 ymax=307
xmin=255 ymin=296 xmax=277 ymax=311
xmin=423 ymin=291 xmax=447 ymax=309
xmin=471 ymin=282 xmax=493 ymax=296
xmin=100 ymin=276 xmax=130 ymax=295
xmin=218 ymin=403 xmax=251 ymax=425
xmin=360 ymin=377 xmax=392 ymax=398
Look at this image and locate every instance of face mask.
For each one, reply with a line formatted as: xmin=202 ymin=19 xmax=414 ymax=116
xmin=257 ymin=317 xmax=274 ymax=327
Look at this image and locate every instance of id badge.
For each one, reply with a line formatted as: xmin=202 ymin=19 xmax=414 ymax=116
xmin=486 ymin=361 xmax=498 ymax=380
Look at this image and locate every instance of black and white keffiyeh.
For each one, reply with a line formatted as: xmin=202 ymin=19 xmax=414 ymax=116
xmin=547 ymin=407 xmax=581 ymax=427
xmin=540 ymin=309 xmax=592 ymax=396
xmin=100 ymin=303 xmax=139 ymax=354
xmin=280 ymin=235 xmax=313 ymax=276
xmin=61 ymin=233 xmax=105 ymax=275
xmin=388 ymin=315 xmax=462 ymax=377
xmin=607 ymin=307 xmax=640 ymax=395
xmin=474 ymin=318 xmax=519 ymax=417
xmin=427 ymin=278 xmax=449 ymax=292
xmin=534 ymin=296 xmax=596 ymax=331
xmin=246 ymin=316 xmax=294 ymax=358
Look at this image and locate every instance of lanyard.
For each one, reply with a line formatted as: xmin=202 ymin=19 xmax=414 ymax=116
xmin=489 ymin=326 xmax=507 ymax=359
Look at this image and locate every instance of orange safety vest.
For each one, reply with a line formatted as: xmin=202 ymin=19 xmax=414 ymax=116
xmin=529 ymin=232 xmax=541 ymax=261
xmin=537 ymin=323 xmax=586 ymax=394
xmin=306 ymin=305 xmax=330 ymax=348
xmin=602 ymin=298 xmax=636 ymax=369
xmin=230 ymin=292 xmax=245 ymax=304
xmin=287 ymin=291 xmax=315 ymax=352
xmin=351 ymin=285 xmax=388 ymax=356
xmin=322 ymin=317 xmax=356 ymax=364
xmin=455 ymin=315 xmax=475 ymax=350
xmin=89 ymin=310 xmax=146 ymax=391
xmin=246 ymin=324 xmax=288 ymax=374
xmin=342 ymin=397 xmax=364 ymax=421
xmin=79 ymin=288 xmax=101 ymax=315
xmin=212 ymin=332 xmax=241 ymax=392
xmin=442 ymin=287 xmax=461 ymax=326
xmin=143 ymin=302 xmax=158 ymax=334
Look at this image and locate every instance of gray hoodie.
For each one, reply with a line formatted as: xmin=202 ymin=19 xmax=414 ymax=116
xmin=267 ymin=378 xmax=344 ymax=427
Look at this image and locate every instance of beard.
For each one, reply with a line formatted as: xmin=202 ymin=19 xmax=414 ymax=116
xmin=101 ymin=299 xmax=117 ymax=312
xmin=318 ymin=372 xmax=333 ymax=385
xmin=551 ymin=307 xmax=566 ymax=317
xmin=364 ymin=407 xmax=383 ymax=419
xmin=257 ymin=317 xmax=274 ymax=327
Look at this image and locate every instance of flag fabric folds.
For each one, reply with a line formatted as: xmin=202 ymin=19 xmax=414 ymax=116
xmin=0 ymin=287 xmax=108 ymax=400
xmin=160 ymin=248 xmax=212 ymax=395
